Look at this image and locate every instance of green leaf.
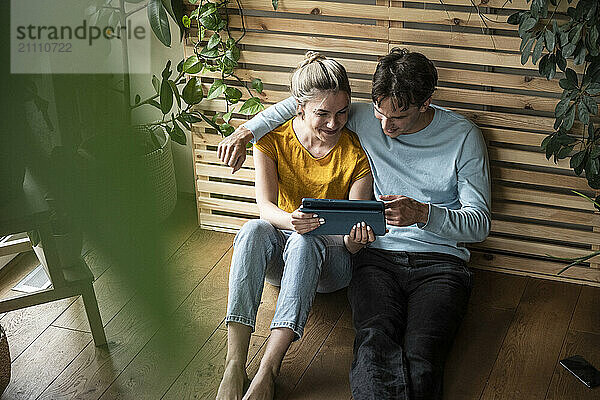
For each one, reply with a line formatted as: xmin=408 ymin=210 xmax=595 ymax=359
xmin=168 ymin=80 xmax=181 ymax=109
xmin=519 ymin=17 xmax=537 ymax=36
xmin=206 ymin=79 xmax=226 ymax=100
xmin=577 ymin=101 xmax=590 ymax=124
xmin=176 ymin=59 xmax=184 ymax=73
xmin=556 ymin=51 xmax=567 ymax=72
xmin=183 ymin=55 xmax=202 ymax=74
xmin=272 ymin=0 xmax=278 ymax=10
xmin=238 ymin=97 xmax=265 ymax=115
xmin=223 ymin=111 xmax=233 ymax=122
xmin=200 ymin=46 xmax=219 ymax=58
xmin=201 ymin=12 xmax=222 ymax=31
xmin=532 ymin=37 xmax=545 ymax=64
xmin=176 ymin=115 xmax=191 ymax=130
xmin=134 ymin=94 xmax=141 ymax=105
xmin=182 ymin=15 xmax=191 ymax=28
xmin=559 ymin=78 xmax=576 ymax=90
xmin=169 ymin=114 xmax=187 ymax=145
xmin=220 ymin=123 xmax=235 ymax=136
xmin=206 ymin=34 xmax=221 ymax=50
xmin=590 ymin=26 xmax=599 ymax=53
xmin=148 ymin=0 xmax=171 ymax=47
xmin=582 ymin=95 xmax=598 ymax=114
xmin=199 ymin=3 xmax=217 ymax=18
xmin=587 ymin=83 xmax=600 ymax=95
xmin=251 ymin=78 xmax=263 ymax=93
xmin=152 ymin=75 xmax=160 ymax=93
xmin=565 ymin=68 xmax=578 ymax=87
xmin=563 ymin=104 xmax=576 ymax=131
xmin=569 ymin=25 xmax=582 ymax=45
xmin=224 ymin=87 xmax=243 ymax=103
xmin=544 ymin=29 xmax=555 ymax=52
xmin=160 ymin=78 xmax=173 ymax=114
xmin=556 ymin=145 xmax=574 ymax=160
xmin=521 ymin=38 xmax=535 ymax=65
xmin=574 ymin=44 xmax=587 ymax=65
xmin=507 ymin=11 xmax=522 ymax=25
xmin=161 ymin=60 xmax=172 ymax=80
xmin=520 ymin=32 xmax=532 ymax=52
xmin=562 ymin=43 xmax=576 ymax=58
xmin=555 ymin=98 xmax=571 ymax=118
xmin=570 ymin=150 xmax=586 ymax=169
xmin=182 ymin=77 xmax=204 ymax=105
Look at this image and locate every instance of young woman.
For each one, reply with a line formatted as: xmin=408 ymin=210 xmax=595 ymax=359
xmin=216 ymin=52 xmax=375 ymax=400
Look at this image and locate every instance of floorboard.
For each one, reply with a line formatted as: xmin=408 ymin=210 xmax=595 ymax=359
xmin=162 ymin=330 xmax=267 ymax=400
xmin=2 ymin=326 xmax=91 ymax=400
xmin=2 ymin=196 xmax=599 ymax=399
xmin=480 ymin=279 xmax=581 ymax=400
xmin=98 ymin=249 xmax=234 ymax=399
xmin=545 ymin=330 xmax=600 ymax=400
xmin=291 ymin=323 xmax=354 ymax=400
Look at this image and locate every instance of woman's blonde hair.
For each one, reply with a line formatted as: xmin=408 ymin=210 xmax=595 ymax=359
xmin=290 ymin=51 xmax=351 ymax=105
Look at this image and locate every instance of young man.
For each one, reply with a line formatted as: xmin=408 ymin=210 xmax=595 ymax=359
xmin=217 ymin=48 xmax=491 ymax=400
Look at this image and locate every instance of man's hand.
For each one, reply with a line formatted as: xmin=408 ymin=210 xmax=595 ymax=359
xmin=217 ymin=125 xmax=253 ymax=173
xmin=380 ymin=195 xmax=429 ymax=227
xmin=344 ymin=222 xmax=376 ymax=254
xmin=290 ymin=209 xmax=323 ymax=234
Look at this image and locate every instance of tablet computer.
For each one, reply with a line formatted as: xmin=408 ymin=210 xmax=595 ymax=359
xmin=300 ymin=198 xmax=386 ymax=236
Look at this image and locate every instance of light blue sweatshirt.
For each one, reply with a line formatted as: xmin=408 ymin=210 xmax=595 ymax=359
xmin=244 ymin=98 xmax=491 ymax=261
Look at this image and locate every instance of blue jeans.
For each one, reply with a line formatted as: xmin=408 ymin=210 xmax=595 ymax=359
xmin=348 ymin=248 xmax=472 ymax=400
xmin=226 ymin=219 xmax=352 ymax=339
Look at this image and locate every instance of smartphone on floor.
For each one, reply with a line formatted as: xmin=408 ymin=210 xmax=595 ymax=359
xmin=559 ymin=355 xmax=600 ymax=388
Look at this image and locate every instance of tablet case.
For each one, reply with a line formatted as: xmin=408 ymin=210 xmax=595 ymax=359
xmin=300 ymin=198 xmax=386 ymax=236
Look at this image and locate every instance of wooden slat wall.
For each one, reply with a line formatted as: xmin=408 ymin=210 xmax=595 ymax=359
xmin=187 ymin=0 xmax=600 ymax=286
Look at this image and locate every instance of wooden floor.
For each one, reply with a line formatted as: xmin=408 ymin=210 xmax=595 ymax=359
xmin=1 ymin=195 xmax=599 ymax=399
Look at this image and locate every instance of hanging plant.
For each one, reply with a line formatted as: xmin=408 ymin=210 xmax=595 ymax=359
xmin=508 ymin=0 xmax=600 ymax=189
xmin=134 ymin=0 xmax=265 ymax=141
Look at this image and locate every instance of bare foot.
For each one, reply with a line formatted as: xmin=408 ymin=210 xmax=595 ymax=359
xmin=242 ymin=367 xmax=276 ymax=400
xmin=216 ymin=360 xmax=248 ymax=400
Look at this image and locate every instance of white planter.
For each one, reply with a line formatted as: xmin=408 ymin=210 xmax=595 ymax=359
xmin=143 ymin=127 xmax=177 ymax=221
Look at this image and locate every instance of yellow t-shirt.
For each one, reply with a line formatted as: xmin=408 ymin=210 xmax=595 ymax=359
xmin=254 ymin=119 xmax=371 ymax=213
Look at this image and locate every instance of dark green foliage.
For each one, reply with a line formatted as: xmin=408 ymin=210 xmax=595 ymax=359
xmin=132 ymin=0 xmax=264 ymax=143
xmin=513 ymin=0 xmax=600 ymax=188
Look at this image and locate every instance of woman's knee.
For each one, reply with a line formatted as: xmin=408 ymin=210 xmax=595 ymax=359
xmin=234 ymin=219 xmax=277 ymax=249
xmin=283 ymin=232 xmax=326 ymax=261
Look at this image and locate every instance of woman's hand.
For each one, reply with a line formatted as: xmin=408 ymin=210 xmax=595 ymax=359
xmin=344 ymin=221 xmax=376 ymax=254
xmin=290 ymin=209 xmax=324 ymax=234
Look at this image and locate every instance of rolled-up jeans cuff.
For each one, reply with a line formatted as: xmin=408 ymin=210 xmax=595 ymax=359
xmin=270 ymin=321 xmax=303 ymax=341
xmin=226 ymin=315 xmax=256 ymax=332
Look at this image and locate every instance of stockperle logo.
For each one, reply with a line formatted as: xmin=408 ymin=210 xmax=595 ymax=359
xmin=11 ymin=0 xmax=151 ymax=74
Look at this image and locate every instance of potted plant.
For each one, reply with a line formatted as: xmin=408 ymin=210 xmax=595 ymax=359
xmin=79 ymin=0 xmax=265 ymax=220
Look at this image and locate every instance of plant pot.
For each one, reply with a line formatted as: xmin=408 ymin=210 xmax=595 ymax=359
xmin=142 ymin=127 xmax=177 ymax=222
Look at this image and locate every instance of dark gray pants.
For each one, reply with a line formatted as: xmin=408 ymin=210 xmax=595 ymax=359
xmin=348 ymin=248 xmax=472 ymax=400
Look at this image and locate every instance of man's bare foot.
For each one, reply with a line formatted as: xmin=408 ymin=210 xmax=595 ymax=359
xmin=242 ymin=367 xmax=276 ymax=400
xmin=216 ymin=360 xmax=248 ymax=400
